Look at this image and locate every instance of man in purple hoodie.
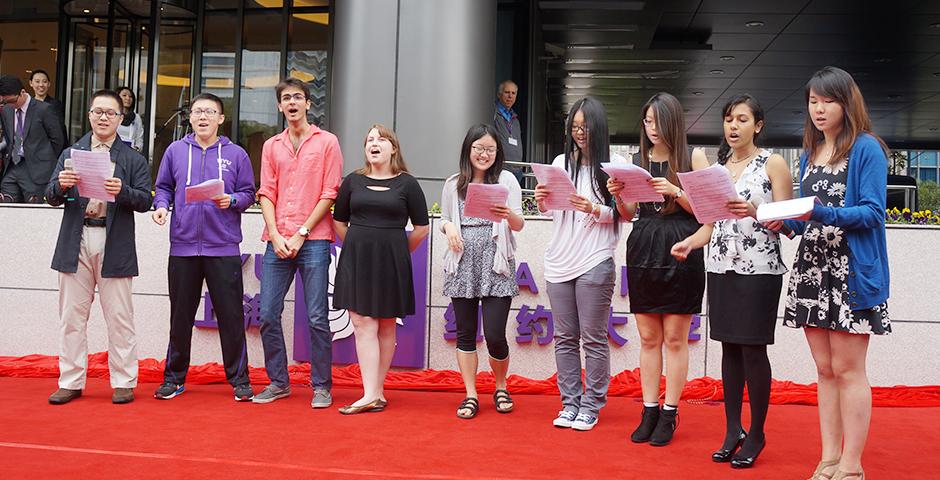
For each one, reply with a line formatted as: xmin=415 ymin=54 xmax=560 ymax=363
xmin=151 ymin=93 xmax=256 ymax=402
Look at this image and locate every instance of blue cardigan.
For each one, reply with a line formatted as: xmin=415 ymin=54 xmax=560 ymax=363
xmin=784 ymin=133 xmax=890 ymax=310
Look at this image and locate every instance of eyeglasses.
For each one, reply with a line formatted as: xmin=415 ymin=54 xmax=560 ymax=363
xmin=471 ymin=145 xmax=498 ymax=156
xmin=89 ymin=108 xmax=122 ymax=119
xmin=190 ymin=108 xmax=220 ymax=118
xmin=280 ymin=93 xmax=307 ymax=102
xmin=571 ymin=124 xmax=588 ymax=134
xmin=642 ymin=118 xmax=655 ymax=127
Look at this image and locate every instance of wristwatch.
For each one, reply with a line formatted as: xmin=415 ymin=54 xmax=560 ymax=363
xmin=298 ymin=226 xmax=310 ymax=236
xmin=675 ymin=189 xmax=684 ymax=199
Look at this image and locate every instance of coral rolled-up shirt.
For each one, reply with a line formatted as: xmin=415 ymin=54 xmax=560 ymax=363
xmin=257 ymin=125 xmax=343 ymax=242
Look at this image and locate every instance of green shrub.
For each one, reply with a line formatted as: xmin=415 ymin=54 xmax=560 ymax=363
xmin=920 ymin=180 xmax=940 ymax=212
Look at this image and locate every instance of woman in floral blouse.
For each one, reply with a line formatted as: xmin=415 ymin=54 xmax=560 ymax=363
xmin=671 ymin=94 xmax=792 ymax=469
xmin=784 ymin=67 xmax=889 ymax=480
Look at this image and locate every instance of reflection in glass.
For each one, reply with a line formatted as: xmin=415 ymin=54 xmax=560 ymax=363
xmin=201 ymin=12 xmax=237 ymax=140
xmin=151 ymin=25 xmax=194 ymax=177
xmin=288 ymin=12 xmax=330 ymax=127
xmin=240 ymin=12 xmax=282 ymax=180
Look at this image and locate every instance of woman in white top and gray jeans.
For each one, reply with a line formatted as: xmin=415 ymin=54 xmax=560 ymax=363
xmin=441 ymin=124 xmax=525 ymax=419
xmin=534 ymin=97 xmax=625 ymax=431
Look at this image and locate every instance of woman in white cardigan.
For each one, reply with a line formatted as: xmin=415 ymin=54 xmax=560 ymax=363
xmin=441 ymin=123 xmax=524 ymax=419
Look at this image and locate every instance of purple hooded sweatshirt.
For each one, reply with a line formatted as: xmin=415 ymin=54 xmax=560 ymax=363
xmin=153 ymin=134 xmax=256 ymax=257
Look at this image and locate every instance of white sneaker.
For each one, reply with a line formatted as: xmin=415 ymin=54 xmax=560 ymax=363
xmin=571 ymin=412 xmax=598 ymax=431
xmin=553 ymin=409 xmax=578 ymax=428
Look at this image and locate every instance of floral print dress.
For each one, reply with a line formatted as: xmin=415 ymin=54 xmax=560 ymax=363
xmin=783 ymin=158 xmax=891 ymax=335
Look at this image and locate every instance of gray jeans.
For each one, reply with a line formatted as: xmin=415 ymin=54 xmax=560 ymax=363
xmin=546 ymin=258 xmax=615 ymax=417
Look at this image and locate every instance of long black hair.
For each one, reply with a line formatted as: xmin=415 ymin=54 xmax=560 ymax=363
xmin=457 ymin=123 xmax=505 ymax=198
xmin=638 ymin=92 xmax=689 ymax=215
xmin=563 ymin=96 xmax=615 ymax=218
xmin=716 ymin=94 xmax=765 ymax=165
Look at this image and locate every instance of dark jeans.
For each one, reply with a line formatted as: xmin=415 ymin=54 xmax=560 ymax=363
xmin=259 ymin=240 xmax=331 ymax=389
xmin=164 ymin=255 xmax=250 ymax=386
xmin=0 ymin=162 xmax=44 ymax=203
xmin=451 ymin=296 xmax=512 ymax=360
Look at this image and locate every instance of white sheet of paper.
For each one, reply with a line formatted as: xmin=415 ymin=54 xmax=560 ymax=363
xmin=601 ymin=162 xmax=664 ymax=203
xmin=756 ymin=196 xmax=820 ymax=222
xmin=463 ymin=183 xmax=510 ymax=222
xmin=531 ymin=163 xmax=578 ymax=211
xmin=71 ymin=149 xmax=115 ymax=202
xmin=185 ymin=179 xmax=225 ymax=204
xmin=676 ymin=166 xmax=739 ymax=224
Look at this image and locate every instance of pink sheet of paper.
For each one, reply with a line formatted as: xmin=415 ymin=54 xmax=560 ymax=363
xmin=71 ymin=149 xmax=114 ymax=202
xmin=463 ymin=183 xmax=510 ymax=222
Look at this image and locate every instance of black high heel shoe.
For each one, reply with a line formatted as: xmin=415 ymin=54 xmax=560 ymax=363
xmin=730 ymin=438 xmax=766 ymax=469
xmin=712 ymin=430 xmax=747 ymax=463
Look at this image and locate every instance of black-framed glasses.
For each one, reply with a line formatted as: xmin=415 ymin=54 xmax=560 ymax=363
xmin=89 ymin=108 xmax=122 ymax=119
xmin=471 ymin=145 xmax=498 ymax=155
xmin=190 ymin=108 xmax=220 ymax=118
xmin=571 ymin=124 xmax=588 ymax=134
xmin=280 ymin=93 xmax=307 ymax=102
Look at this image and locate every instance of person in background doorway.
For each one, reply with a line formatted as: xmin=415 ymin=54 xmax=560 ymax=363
xmin=29 ymin=69 xmax=67 ymax=143
xmin=494 ymin=80 xmax=525 ymax=186
xmin=116 ymin=86 xmax=144 ymax=151
xmin=0 ymin=74 xmax=65 ymax=203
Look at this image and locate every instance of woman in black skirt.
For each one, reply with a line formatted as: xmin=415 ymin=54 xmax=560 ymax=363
xmin=332 ymin=124 xmax=429 ymax=414
xmin=671 ymin=94 xmax=793 ymax=468
xmin=608 ymin=92 xmax=708 ymax=446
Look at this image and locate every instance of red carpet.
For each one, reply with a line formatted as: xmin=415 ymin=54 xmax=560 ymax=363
xmin=4 ymin=354 xmax=940 ymax=406
xmin=1 ymin=376 xmax=938 ymax=479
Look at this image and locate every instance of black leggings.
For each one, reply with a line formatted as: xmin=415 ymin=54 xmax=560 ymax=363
xmin=721 ymin=342 xmax=772 ymax=440
xmin=451 ymin=296 xmax=512 ymax=360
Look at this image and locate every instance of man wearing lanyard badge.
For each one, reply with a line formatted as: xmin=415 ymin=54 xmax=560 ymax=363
xmin=493 ymin=80 xmax=524 ymax=185
xmin=151 ymin=92 xmax=257 ymax=402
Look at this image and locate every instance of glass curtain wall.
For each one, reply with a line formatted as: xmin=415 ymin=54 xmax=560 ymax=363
xmin=198 ymin=0 xmax=331 ymax=186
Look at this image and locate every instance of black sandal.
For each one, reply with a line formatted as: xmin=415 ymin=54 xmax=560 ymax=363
xmin=493 ymin=389 xmax=514 ymax=413
xmin=456 ymin=397 xmax=479 ymax=419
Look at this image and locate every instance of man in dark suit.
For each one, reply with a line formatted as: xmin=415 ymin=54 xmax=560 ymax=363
xmin=46 ymin=89 xmax=152 ymax=405
xmin=0 ymin=75 xmax=66 ymax=203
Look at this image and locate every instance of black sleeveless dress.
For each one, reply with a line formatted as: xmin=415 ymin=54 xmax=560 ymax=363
xmin=626 ymin=160 xmax=705 ymax=314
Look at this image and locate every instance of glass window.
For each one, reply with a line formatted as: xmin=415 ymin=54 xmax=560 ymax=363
xmin=201 ymin=12 xmax=238 ymax=140
xmin=921 ymin=151 xmax=938 ymax=167
xmin=239 ymin=12 xmax=283 ymax=182
xmin=205 ymin=0 xmax=240 ymax=9
xmin=287 ymin=11 xmax=330 ymax=127
xmin=0 ymin=20 xmax=59 ymax=94
xmin=920 ymin=169 xmax=938 ymax=183
xmin=151 ymin=25 xmax=195 ymax=176
xmin=245 ymin=0 xmax=284 ymax=9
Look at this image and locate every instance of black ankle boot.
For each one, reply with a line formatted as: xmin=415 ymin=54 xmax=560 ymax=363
xmin=630 ymin=405 xmax=660 ymax=443
xmin=649 ymin=407 xmax=679 ymax=446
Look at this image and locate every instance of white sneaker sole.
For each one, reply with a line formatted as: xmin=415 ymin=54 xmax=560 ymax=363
xmin=251 ymin=391 xmax=290 ymax=404
xmin=553 ymin=418 xmax=574 ymax=428
xmin=154 ymin=386 xmax=184 ymax=400
xmin=571 ymin=421 xmax=597 ymax=431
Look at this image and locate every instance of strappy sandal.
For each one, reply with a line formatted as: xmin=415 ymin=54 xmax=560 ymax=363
xmin=456 ymin=397 xmax=479 ymax=419
xmin=831 ymin=470 xmax=864 ymax=480
xmin=493 ymin=389 xmax=514 ymax=413
xmin=809 ymin=458 xmax=841 ymax=480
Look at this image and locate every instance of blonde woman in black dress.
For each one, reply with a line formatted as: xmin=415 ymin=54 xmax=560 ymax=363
xmin=333 ymin=124 xmax=429 ymax=414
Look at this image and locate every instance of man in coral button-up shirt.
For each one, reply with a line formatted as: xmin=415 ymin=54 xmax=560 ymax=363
xmin=254 ymin=78 xmax=343 ymax=407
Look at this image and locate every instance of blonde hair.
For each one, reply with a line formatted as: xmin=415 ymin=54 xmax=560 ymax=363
xmin=357 ymin=124 xmax=409 ymax=175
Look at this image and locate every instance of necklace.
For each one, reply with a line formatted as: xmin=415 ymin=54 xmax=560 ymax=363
xmin=728 ymin=147 xmax=758 ymax=164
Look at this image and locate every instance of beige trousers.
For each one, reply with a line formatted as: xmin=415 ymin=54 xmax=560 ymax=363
xmin=57 ymin=225 xmax=137 ymax=389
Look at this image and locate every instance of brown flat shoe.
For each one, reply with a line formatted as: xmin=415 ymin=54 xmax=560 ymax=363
xmin=112 ymin=388 xmax=135 ymax=404
xmin=48 ymin=388 xmax=82 ymax=405
xmin=338 ymin=398 xmax=381 ymax=415
xmin=367 ymin=398 xmax=387 ymax=413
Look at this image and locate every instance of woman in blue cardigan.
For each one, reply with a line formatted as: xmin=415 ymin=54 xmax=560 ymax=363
xmin=779 ymin=67 xmax=889 ymax=480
